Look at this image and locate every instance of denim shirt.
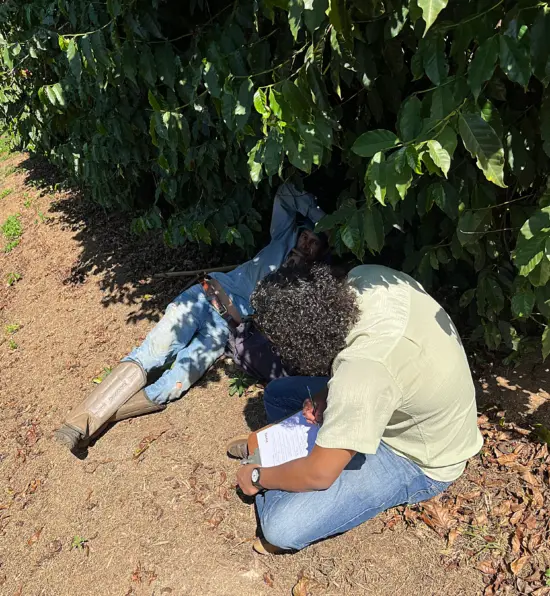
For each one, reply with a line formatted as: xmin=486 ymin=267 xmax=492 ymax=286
xmin=210 ymin=183 xmax=325 ymax=310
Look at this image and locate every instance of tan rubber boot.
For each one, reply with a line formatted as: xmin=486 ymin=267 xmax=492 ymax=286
xmin=109 ymin=389 xmax=165 ymax=422
xmin=226 ymin=434 xmax=249 ymax=459
xmin=55 ymin=361 xmax=147 ymax=452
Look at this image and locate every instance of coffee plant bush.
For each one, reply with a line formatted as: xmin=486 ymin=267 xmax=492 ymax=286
xmin=2 ymin=0 xmax=550 ymax=359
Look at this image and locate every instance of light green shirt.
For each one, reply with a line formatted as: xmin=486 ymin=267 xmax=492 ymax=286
xmin=316 ymin=265 xmax=483 ymax=482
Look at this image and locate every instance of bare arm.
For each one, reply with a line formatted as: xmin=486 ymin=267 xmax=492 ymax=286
xmin=237 ymin=445 xmax=355 ymax=495
xmin=270 ymin=183 xmax=325 ymax=239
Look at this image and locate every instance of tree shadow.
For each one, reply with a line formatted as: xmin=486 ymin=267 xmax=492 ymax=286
xmin=17 ymin=154 xmax=242 ymax=325
xmin=474 ymin=356 xmax=550 ymax=439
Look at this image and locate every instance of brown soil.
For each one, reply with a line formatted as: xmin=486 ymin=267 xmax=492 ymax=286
xmin=1 ymin=148 xmax=549 ymax=596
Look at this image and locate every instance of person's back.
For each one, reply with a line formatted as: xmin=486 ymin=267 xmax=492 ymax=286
xmin=326 ymin=265 xmax=482 ymax=481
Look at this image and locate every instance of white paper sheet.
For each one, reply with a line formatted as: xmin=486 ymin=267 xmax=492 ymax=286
xmin=257 ymin=412 xmax=319 ymax=467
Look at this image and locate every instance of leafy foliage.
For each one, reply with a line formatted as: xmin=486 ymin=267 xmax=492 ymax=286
xmin=2 ymin=0 xmax=550 ymax=357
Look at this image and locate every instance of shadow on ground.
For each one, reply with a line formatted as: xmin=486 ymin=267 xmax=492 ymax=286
xmin=17 ymin=154 xmax=242 ymax=325
xmin=475 ymin=356 xmax=550 ymax=439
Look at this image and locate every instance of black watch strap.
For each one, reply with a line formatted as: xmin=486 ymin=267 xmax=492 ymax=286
xmin=251 ymin=467 xmax=264 ymax=491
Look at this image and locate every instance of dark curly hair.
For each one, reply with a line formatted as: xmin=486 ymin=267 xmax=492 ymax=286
xmin=251 ymin=263 xmax=360 ymax=377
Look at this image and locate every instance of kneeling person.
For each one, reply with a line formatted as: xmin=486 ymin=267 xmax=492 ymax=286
xmin=236 ymin=263 xmax=483 ymax=553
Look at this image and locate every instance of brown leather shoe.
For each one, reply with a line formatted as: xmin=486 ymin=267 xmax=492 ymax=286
xmin=226 ymin=435 xmax=249 ymax=459
xmin=253 ymin=537 xmax=285 ymax=555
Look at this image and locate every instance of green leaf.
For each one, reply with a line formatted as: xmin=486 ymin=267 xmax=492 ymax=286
xmin=58 ymin=35 xmax=69 ymax=52
xmin=235 ymin=78 xmax=254 ymax=130
xmin=253 ymin=89 xmax=269 ymax=116
xmin=426 ymin=139 xmax=450 ymax=177
xmin=155 ymin=43 xmax=176 ymax=90
xmin=80 ymin=35 xmax=96 ymax=73
xmin=264 ymin=130 xmax=283 ymax=176
xmin=511 ymin=290 xmax=535 ymax=318
xmin=529 ymin=259 xmax=550 ymax=287
xmin=148 ymin=90 xmax=162 ymax=112
xmin=67 ymin=39 xmax=82 ymax=82
xmin=417 ymin=0 xmax=448 ymax=35
xmin=531 ymin=8 xmax=550 ymax=82
xmin=499 ymin=35 xmax=532 ymax=88
xmin=478 ymin=274 xmax=504 ymax=316
xmin=203 ymin=61 xmax=220 ymax=98
xmin=285 ymin=129 xmax=313 ymax=172
xmin=365 ymin=152 xmax=388 ymax=205
xmin=329 ymin=0 xmax=352 ymax=38
xmin=363 ymin=204 xmax=385 ymax=253
xmin=106 ymin=0 xmax=122 ymax=18
xmin=269 ymin=88 xmax=283 ymax=119
xmin=91 ymin=32 xmax=110 ymax=68
xmin=306 ymin=63 xmax=329 ymax=111
xmin=423 ymin=36 xmax=448 ymax=85
xmin=458 ymin=113 xmax=506 ymax=188
xmin=288 ymin=0 xmax=304 ymax=39
xmin=122 ymin=43 xmax=137 ymax=84
xmin=541 ymin=90 xmax=550 ymax=158
xmin=282 ymin=80 xmax=310 ymax=121
xmin=436 ymin=125 xmax=457 ymax=159
xmin=457 ymin=210 xmax=490 ymax=245
xmin=52 ymin=84 xmax=66 ymax=108
xmin=139 ymin=45 xmax=156 ymax=87
xmin=248 ymin=142 xmax=263 ymax=186
xmin=459 ymin=288 xmax=476 ymax=308
xmin=222 ymin=91 xmax=236 ymax=130
xmin=468 ymin=36 xmax=499 ymax=101
xmin=397 ymin=96 xmax=422 ymax=142
xmin=513 ymin=208 xmax=550 ymax=275
xmin=341 ymin=216 xmax=362 ymax=256
xmin=351 ymin=130 xmax=400 ymax=157
xmin=304 ymin=0 xmax=328 ymax=32
xmin=543 ymin=325 xmax=550 ymax=360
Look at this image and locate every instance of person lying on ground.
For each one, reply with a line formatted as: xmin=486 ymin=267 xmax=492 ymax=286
xmin=230 ymin=262 xmax=483 ymax=554
xmin=55 ymin=183 xmax=328 ymax=454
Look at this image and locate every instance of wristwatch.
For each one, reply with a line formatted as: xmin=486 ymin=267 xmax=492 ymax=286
xmin=251 ymin=467 xmax=265 ymax=491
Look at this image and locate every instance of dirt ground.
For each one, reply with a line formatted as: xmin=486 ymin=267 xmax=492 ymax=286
xmin=1 ymin=147 xmax=549 ymax=596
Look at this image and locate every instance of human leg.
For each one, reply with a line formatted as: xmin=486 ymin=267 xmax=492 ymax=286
xmin=143 ymin=305 xmax=231 ymax=404
xmin=263 ymin=376 xmax=329 ymax=423
xmin=123 ymin=284 xmax=207 ymax=372
xmin=55 ymin=285 xmax=210 ymax=451
xmin=255 ymin=442 xmax=451 ymax=551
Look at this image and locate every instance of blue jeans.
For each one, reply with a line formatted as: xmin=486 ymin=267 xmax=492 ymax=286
xmin=255 ymin=377 xmax=452 ymax=551
xmin=123 ymin=284 xmax=251 ymax=404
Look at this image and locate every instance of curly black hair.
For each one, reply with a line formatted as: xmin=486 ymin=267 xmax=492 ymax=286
xmin=251 ymin=263 xmax=360 ymax=377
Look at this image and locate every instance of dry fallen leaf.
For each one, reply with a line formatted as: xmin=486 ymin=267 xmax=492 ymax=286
xmin=133 ymin=430 xmax=167 ymax=459
xmin=511 ymin=528 xmax=522 ymax=556
xmin=292 ymin=577 xmax=309 ymax=596
xmin=263 ymin=572 xmax=274 ymax=588
xmin=476 ymin=559 xmax=498 ymax=575
xmin=27 ymin=527 xmax=43 ymax=546
xmin=524 ymin=514 xmax=538 ymax=530
xmin=521 ymin=470 xmax=539 ymax=486
xmin=421 ymin=501 xmax=455 ymax=535
xmin=510 ymin=508 xmax=525 ymax=525
xmin=497 ymin=453 xmax=518 ymax=466
xmin=491 ymin=500 xmax=511 ymax=517
xmin=531 ymin=488 xmax=544 ymax=509
xmin=510 ymin=555 xmax=529 ymax=576
xmin=447 ymin=528 xmax=459 ymax=548
xmin=527 ymin=532 xmax=543 ymax=552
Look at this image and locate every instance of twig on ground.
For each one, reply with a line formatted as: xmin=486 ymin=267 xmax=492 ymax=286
xmin=153 ymin=264 xmax=239 ymax=279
